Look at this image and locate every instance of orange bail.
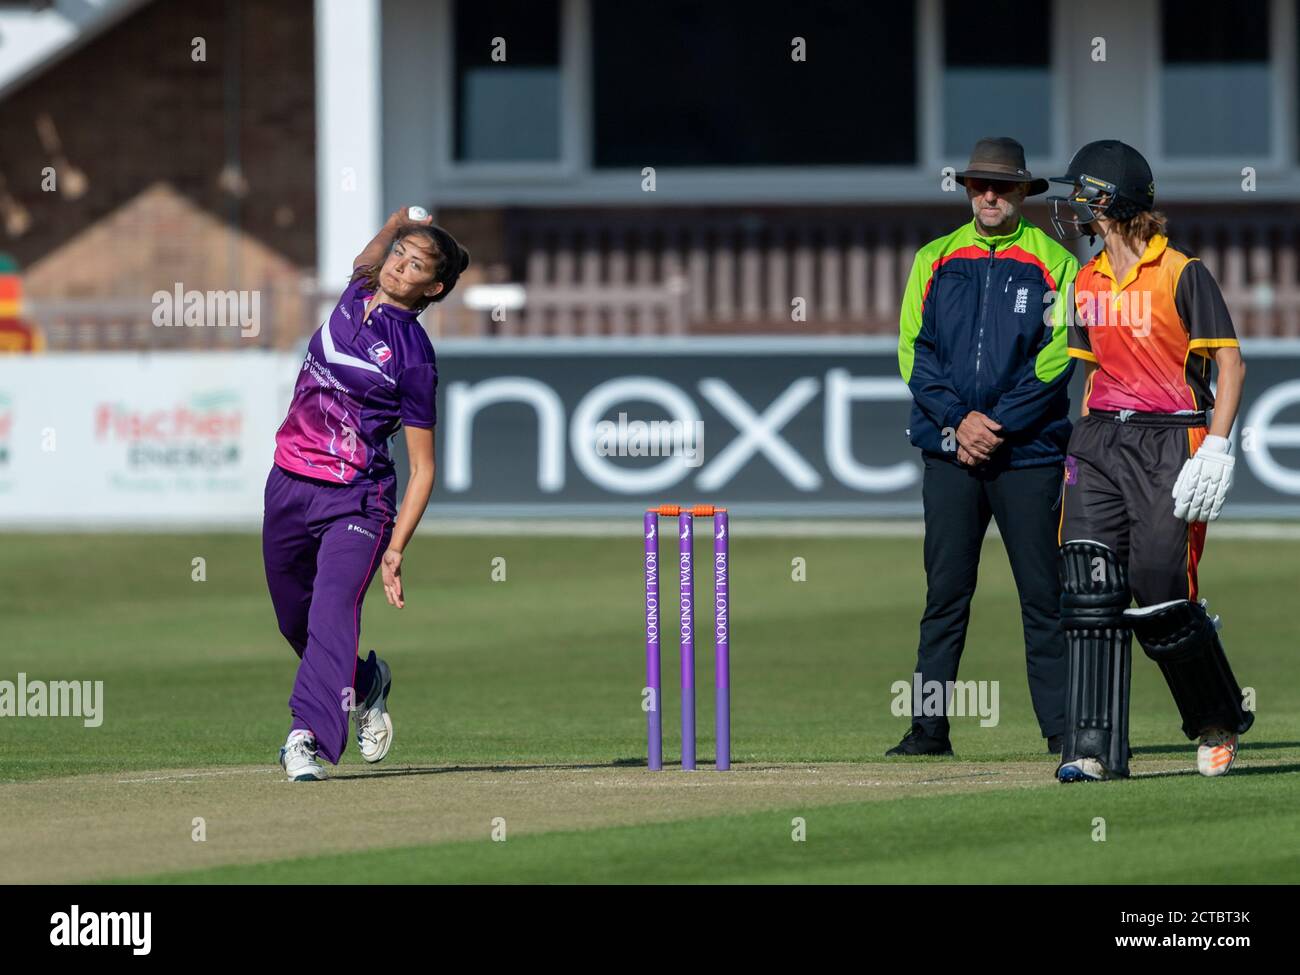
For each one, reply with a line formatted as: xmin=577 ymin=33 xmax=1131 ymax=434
xmin=690 ymin=504 xmax=727 ymax=517
xmin=646 ymin=504 xmax=727 ymax=517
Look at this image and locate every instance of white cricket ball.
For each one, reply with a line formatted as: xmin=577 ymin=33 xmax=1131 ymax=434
xmin=408 ymin=206 xmax=429 ymax=221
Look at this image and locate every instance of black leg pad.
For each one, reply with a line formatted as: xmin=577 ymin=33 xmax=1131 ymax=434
xmin=1059 ymin=540 xmax=1132 ymax=777
xmin=1126 ymin=599 xmax=1255 ymax=741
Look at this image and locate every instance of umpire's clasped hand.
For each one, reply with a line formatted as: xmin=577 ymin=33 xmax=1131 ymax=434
xmin=956 ymin=411 xmax=1005 ymax=465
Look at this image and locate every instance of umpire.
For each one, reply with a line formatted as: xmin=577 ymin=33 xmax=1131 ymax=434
xmin=889 ymin=137 xmax=1078 ymax=757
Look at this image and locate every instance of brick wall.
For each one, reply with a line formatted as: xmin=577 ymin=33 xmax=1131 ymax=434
xmin=0 ymin=0 xmax=315 ymax=315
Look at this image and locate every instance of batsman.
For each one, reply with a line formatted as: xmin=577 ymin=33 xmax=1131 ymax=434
xmin=1049 ymin=140 xmax=1254 ymax=782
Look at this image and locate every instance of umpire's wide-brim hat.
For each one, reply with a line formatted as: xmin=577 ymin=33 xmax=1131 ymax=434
xmin=955 ymin=137 xmax=1049 ymax=196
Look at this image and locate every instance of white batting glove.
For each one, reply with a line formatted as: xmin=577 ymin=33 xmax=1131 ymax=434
xmin=1172 ymin=435 xmax=1234 ymax=523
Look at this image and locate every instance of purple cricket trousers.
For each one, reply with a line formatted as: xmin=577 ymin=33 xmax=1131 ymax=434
xmin=262 ymin=464 xmax=395 ymax=764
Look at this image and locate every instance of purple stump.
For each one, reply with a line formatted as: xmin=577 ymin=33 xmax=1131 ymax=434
xmin=714 ymin=510 xmax=730 ymax=770
xmin=678 ymin=510 xmax=695 ymax=770
xmin=644 ymin=511 xmax=661 ymax=771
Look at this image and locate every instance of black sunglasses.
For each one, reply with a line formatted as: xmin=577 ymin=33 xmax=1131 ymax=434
xmin=966 ymin=177 xmax=1020 ymax=195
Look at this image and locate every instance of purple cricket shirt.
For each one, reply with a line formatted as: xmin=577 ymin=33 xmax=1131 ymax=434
xmin=274 ymin=270 xmax=437 ymax=483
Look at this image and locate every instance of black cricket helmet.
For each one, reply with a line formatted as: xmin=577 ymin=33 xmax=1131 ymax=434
xmin=1048 ymin=140 xmax=1156 ymax=241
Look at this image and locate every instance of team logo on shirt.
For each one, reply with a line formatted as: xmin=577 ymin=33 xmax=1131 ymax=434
xmin=367 ymin=341 xmax=393 ymax=365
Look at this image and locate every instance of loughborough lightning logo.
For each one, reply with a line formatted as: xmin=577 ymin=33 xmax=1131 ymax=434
xmin=367 ymin=341 xmax=392 ymax=366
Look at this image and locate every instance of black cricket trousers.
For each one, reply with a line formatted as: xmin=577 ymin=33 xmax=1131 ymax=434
xmin=912 ymin=453 xmax=1066 ymax=741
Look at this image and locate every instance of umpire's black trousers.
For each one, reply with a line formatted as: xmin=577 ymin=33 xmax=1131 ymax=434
xmin=912 ymin=453 xmax=1066 ymax=741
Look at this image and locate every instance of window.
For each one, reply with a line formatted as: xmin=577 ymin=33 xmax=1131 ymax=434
xmin=942 ymin=0 xmax=1052 ymax=158
xmin=454 ymin=0 xmax=562 ymax=162
xmin=591 ymin=0 xmax=916 ymax=167
xmin=1161 ymin=0 xmax=1270 ymax=158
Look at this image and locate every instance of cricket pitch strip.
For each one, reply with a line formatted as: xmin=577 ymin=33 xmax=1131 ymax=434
xmin=0 ymin=758 xmax=1266 ymax=883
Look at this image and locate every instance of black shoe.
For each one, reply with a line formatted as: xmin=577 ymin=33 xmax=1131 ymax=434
xmin=885 ymin=725 xmax=953 ymax=757
xmin=1047 ymin=734 xmax=1062 ymax=755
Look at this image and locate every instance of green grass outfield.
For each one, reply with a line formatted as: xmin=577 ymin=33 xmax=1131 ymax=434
xmin=1 ymin=529 xmax=1296 ymax=883
xmin=128 ymin=777 xmax=1298 ymax=885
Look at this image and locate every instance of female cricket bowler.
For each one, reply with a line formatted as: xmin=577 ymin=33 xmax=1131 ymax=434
xmin=1048 ymin=141 xmax=1253 ymax=782
xmin=263 ymin=208 xmax=468 ymax=781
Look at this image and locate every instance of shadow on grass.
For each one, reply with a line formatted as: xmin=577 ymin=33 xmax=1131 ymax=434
xmin=1132 ymin=740 xmax=1300 ymax=755
xmin=1130 ymin=761 xmax=1300 ymax=782
xmin=328 ymin=751 xmax=1300 ymax=783
xmin=1217 ymin=762 xmax=1300 ymax=777
xmin=330 ymin=759 xmax=735 ymax=781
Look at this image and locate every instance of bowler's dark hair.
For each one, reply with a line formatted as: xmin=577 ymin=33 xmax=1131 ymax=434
xmin=350 ymin=224 xmax=471 ymax=313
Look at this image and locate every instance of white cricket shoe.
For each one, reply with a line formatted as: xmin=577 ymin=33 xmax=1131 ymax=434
xmin=1197 ymin=728 xmax=1239 ymax=777
xmin=1057 ymin=757 xmax=1112 ymax=783
xmin=355 ymin=654 xmax=394 ymax=763
xmin=279 ymin=730 xmax=327 ymax=782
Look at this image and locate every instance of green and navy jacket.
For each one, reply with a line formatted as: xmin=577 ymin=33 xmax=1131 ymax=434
xmin=898 ymin=217 xmax=1078 ymax=468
